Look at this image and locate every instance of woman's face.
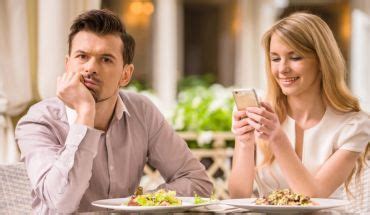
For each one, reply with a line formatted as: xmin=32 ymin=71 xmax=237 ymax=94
xmin=269 ymin=34 xmax=321 ymax=97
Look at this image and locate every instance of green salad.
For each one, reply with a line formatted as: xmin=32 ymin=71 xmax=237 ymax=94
xmin=194 ymin=193 xmax=216 ymax=204
xmin=127 ymin=189 xmax=181 ymax=206
xmin=126 ymin=188 xmax=216 ymax=206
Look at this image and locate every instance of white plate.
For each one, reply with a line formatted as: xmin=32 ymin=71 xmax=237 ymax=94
xmin=221 ymin=198 xmax=349 ymax=213
xmin=92 ymin=197 xmax=217 ymax=212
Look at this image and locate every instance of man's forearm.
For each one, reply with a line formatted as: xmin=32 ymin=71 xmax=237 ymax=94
xmin=158 ymin=175 xmax=213 ymax=197
xmin=30 ymin=124 xmax=102 ymax=212
xmin=157 ymin=157 xmax=213 ymax=197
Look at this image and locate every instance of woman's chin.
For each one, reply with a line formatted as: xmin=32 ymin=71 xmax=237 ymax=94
xmin=281 ymin=88 xmax=297 ymax=96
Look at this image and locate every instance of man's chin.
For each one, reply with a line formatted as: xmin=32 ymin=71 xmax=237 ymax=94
xmin=87 ymin=89 xmax=99 ymax=102
xmin=95 ymin=92 xmax=119 ymax=103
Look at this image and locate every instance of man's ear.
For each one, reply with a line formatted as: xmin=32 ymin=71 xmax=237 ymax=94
xmin=119 ymin=64 xmax=134 ymax=87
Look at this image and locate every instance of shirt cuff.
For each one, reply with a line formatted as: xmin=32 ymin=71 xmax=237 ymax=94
xmin=78 ymin=126 xmax=104 ymax=157
xmin=65 ymin=124 xmax=88 ymax=147
xmin=55 ymin=124 xmax=102 ymax=176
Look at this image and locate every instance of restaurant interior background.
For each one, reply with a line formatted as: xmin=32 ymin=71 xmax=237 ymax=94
xmin=1 ymin=0 xmax=370 ymax=198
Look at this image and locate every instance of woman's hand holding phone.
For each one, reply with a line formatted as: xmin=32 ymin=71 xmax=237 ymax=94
xmin=231 ymin=88 xmax=283 ymax=142
xmin=232 ymin=110 xmax=255 ymax=143
xmin=245 ymin=102 xmax=282 ymax=142
xmin=232 ymin=89 xmax=260 ymax=144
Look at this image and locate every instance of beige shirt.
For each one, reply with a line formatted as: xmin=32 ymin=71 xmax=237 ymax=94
xmin=255 ymin=106 xmax=370 ymax=198
xmin=15 ymin=90 xmax=212 ymax=214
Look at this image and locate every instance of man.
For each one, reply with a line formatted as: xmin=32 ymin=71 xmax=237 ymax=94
xmin=15 ymin=9 xmax=212 ymax=213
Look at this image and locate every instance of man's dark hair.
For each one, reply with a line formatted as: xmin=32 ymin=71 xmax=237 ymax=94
xmin=68 ymin=9 xmax=135 ymax=64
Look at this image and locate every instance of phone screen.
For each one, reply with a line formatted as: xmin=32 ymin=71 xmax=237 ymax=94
xmin=232 ymin=89 xmax=260 ymax=110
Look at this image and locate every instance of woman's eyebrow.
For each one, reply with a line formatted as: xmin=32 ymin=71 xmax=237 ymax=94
xmin=270 ymin=51 xmax=296 ymax=55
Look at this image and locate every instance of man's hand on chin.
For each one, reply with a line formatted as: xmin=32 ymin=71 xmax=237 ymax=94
xmin=57 ymin=71 xmax=96 ymax=127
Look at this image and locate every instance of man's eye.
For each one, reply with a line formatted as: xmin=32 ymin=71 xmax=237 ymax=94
xmin=102 ymin=57 xmax=112 ymax=63
xmin=77 ymin=54 xmax=87 ymax=60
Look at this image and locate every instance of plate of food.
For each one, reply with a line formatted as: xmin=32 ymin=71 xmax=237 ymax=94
xmin=221 ymin=189 xmax=348 ymax=213
xmin=92 ymin=187 xmax=218 ymax=212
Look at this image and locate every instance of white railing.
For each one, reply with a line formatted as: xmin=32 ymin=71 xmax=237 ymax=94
xmin=141 ymin=131 xmax=235 ymax=199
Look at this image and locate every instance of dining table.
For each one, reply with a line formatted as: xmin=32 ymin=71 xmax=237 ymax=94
xmin=77 ymin=205 xmax=352 ymax=215
xmin=83 ymin=194 xmax=354 ymax=215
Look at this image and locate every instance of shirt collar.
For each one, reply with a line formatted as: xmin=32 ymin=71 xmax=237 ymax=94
xmin=65 ymin=94 xmax=130 ymax=126
xmin=115 ymin=94 xmax=130 ymax=120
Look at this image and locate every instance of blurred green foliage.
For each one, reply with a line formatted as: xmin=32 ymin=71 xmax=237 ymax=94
xmin=177 ymin=74 xmax=215 ymax=91
xmin=127 ymin=75 xmax=234 ymax=148
xmin=127 ymin=79 xmax=149 ymax=91
xmin=171 ymin=84 xmax=233 ymax=132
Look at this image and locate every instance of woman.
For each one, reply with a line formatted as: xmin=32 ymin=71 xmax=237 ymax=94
xmin=229 ymin=12 xmax=370 ymax=200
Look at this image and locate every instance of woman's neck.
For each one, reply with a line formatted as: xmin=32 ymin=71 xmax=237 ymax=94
xmin=287 ymin=92 xmax=326 ymax=129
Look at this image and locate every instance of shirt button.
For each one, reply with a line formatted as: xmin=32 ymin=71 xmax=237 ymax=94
xmin=110 ymin=165 xmax=114 ymax=171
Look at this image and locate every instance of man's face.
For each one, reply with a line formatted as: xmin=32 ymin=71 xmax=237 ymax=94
xmin=66 ymin=31 xmax=131 ymax=102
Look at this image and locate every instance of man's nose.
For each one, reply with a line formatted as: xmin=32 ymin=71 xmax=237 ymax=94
xmin=83 ymin=58 xmax=98 ymax=75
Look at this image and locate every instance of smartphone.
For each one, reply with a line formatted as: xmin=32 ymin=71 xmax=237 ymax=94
xmin=232 ymin=88 xmax=260 ymax=110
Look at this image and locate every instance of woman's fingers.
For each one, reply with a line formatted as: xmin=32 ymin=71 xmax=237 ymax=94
xmin=232 ymin=103 xmax=280 ymax=141
xmin=233 ymin=110 xmax=247 ymax=120
xmin=246 ymin=107 xmax=275 ymax=121
xmin=233 ymin=124 xmax=254 ymax=135
xmin=246 ymin=118 xmax=270 ymax=134
xmin=246 ymin=111 xmax=264 ymax=125
xmin=260 ymin=101 xmax=274 ymax=112
xmin=233 ymin=117 xmax=248 ymax=128
xmin=232 ymin=102 xmax=281 ymax=141
xmin=246 ymin=111 xmax=273 ymax=129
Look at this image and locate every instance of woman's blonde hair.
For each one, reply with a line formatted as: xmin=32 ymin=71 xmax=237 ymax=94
xmin=259 ymin=12 xmax=368 ymax=194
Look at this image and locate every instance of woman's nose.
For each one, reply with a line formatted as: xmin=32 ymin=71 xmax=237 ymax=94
xmin=278 ymin=59 xmax=290 ymax=74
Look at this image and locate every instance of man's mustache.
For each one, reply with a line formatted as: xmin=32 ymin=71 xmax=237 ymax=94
xmin=81 ymin=74 xmax=101 ymax=84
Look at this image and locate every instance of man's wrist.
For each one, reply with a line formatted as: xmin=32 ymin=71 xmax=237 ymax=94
xmin=75 ymin=107 xmax=95 ymax=127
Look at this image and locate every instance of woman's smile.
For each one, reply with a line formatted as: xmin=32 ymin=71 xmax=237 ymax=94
xmin=279 ymin=76 xmax=300 ymax=87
